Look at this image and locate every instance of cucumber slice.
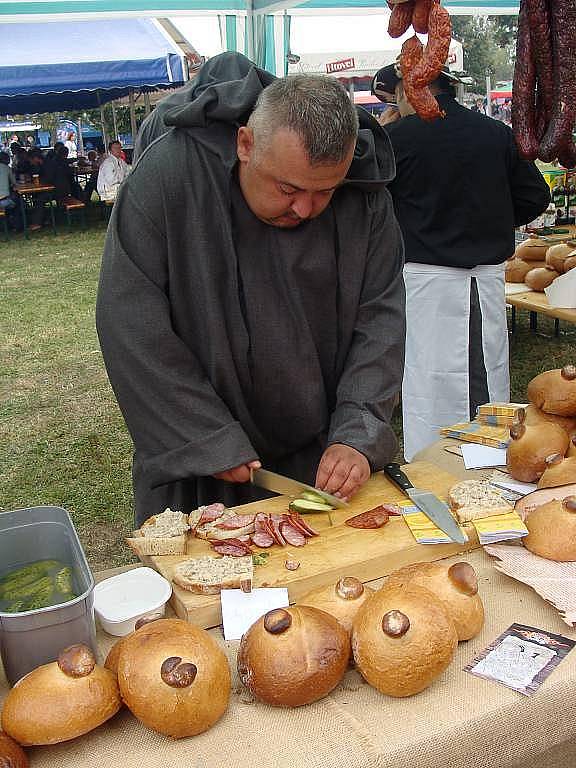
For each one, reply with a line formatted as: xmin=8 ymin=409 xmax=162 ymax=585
xmin=289 ymin=499 xmax=334 ymax=514
xmin=299 ymin=490 xmax=333 ymax=506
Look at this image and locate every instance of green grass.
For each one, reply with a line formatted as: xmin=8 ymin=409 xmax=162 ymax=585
xmin=0 ymin=224 xmax=135 ymax=571
xmin=1 ymin=225 xmax=575 ymax=571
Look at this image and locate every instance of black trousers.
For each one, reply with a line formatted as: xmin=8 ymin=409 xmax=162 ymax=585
xmin=468 ymin=276 xmax=490 ymax=419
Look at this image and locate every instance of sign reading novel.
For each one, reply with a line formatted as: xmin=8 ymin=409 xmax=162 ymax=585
xmin=326 ymin=58 xmax=355 ymax=74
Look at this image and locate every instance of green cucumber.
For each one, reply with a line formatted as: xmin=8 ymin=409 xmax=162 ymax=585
xmin=289 ymin=499 xmax=334 ymax=514
xmin=298 ymin=490 xmax=334 ymax=507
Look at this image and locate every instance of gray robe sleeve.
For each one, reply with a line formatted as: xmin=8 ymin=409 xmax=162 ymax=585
xmin=327 ymin=193 xmax=405 ymax=469
xmin=96 ymin=185 xmax=258 ymax=488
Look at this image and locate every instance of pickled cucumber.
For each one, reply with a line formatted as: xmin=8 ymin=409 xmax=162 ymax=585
xmin=55 ymin=567 xmax=73 ymax=594
xmin=0 ymin=560 xmax=61 ymax=598
xmin=0 ymin=560 xmax=77 ymax=612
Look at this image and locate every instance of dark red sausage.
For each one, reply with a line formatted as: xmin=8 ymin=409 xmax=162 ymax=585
xmin=512 ymin=2 xmax=539 ymax=161
xmin=345 ymin=506 xmax=390 ymax=529
xmin=538 ymin=0 xmax=576 ymax=162
xmin=388 ymin=0 xmax=416 ymax=38
xmin=410 ymin=1 xmax=451 ymax=89
xmin=526 ymin=0 xmax=554 ymax=148
xmin=412 ymin=0 xmax=432 ymax=34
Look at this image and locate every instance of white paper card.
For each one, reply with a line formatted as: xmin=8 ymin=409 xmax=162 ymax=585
xmin=461 ymin=444 xmax=507 ymax=469
xmin=490 ymin=476 xmax=538 ymax=496
xmin=545 ymin=268 xmax=576 ymax=308
xmin=220 ymin=588 xmax=289 ymax=641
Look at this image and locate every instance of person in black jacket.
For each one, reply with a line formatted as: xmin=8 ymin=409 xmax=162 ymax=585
xmin=372 ymin=63 xmax=550 ymax=461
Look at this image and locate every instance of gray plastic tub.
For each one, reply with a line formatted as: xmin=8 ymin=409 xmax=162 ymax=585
xmin=0 ymin=506 xmax=96 ymax=685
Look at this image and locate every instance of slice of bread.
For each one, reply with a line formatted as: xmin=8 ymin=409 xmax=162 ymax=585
xmin=140 ymin=508 xmax=190 ymax=538
xmin=448 ymin=480 xmax=513 ymax=523
xmin=126 ymin=508 xmax=190 ymax=557
xmin=172 ymin=555 xmax=253 ymax=595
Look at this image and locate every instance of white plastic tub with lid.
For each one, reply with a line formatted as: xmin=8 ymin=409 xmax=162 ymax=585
xmin=94 ymin=567 xmax=172 ymax=636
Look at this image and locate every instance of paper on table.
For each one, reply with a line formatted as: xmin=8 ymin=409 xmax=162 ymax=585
xmin=221 ymin=587 xmax=289 ymax=641
xmin=484 ymin=544 xmax=576 ymax=627
xmin=489 ymin=469 xmax=537 ymax=496
xmin=460 ymin=444 xmax=507 ymax=469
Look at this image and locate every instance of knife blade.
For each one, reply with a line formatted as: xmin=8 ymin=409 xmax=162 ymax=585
xmin=250 ymin=468 xmax=348 ymax=509
xmin=383 ymin=463 xmax=467 ymax=544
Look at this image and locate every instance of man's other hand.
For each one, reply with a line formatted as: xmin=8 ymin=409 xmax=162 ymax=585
xmin=213 ymin=459 xmax=261 ymax=483
xmin=315 ymin=444 xmax=370 ymax=501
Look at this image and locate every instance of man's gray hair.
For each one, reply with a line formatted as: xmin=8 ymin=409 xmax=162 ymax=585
xmin=248 ymin=75 xmax=359 ymax=164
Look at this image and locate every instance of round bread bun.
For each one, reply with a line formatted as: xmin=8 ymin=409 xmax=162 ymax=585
xmin=0 ymin=645 xmax=121 ymax=746
xmin=524 ymin=266 xmax=559 ymax=291
xmin=116 ymin=618 xmax=230 ymax=738
xmin=0 ymin=731 xmax=29 ymax=768
xmin=298 ymin=577 xmax=375 ymax=635
xmin=563 ymin=254 xmax=576 ymax=272
xmin=545 ymin=243 xmax=574 ymax=272
xmin=237 ymin=606 xmax=349 ymax=707
xmin=527 ymin=365 xmax=576 ymax=416
xmin=523 ymin=404 xmax=576 ymax=436
xmin=524 ymin=496 xmax=576 ymax=561
xmin=384 ymin=561 xmax=484 ymax=641
xmin=104 ymin=613 xmax=166 ymax=677
xmin=537 ymin=453 xmax=576 ymax=488
xmin=506 ymin=410 xmax=570 ymax=482
xmin=515 ymin=238 xmax=548 ymax=261
xmin=352 ymin=583 xmax=458 ymax=697
xmin=505 ymin=258 xmax=543 ymax=283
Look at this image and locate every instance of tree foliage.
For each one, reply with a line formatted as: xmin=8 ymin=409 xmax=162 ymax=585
xmin=451 ymin=15 xmax=518 ymax=93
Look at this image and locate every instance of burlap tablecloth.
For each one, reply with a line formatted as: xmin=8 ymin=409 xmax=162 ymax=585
xmin=2 ymin=546 xmax=576 ymax=768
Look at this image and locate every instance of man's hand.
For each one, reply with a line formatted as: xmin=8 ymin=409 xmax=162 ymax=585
xmin=213 ymin=459 xmax=261 ymax=483
xmin=315 ymin=444 xmax=370 ymax=502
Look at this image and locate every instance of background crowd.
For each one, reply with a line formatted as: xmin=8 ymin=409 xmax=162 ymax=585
xmin=0 ymin=135 xmax=130 ymax=231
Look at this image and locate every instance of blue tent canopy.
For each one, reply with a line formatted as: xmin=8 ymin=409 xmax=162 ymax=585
xmin=0 ymin=18 xmax=186 ymax=115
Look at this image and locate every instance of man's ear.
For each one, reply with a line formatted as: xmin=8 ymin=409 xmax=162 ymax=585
xmin=237 ymin=126 xmax=254 ymax=164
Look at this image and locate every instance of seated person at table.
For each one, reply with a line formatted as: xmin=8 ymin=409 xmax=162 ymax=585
xmin=97 ymin=140 xmax=130 ymax=202
xmin=0 ymin=151 xmax=16 ymax=212
xmin=43 ymin=145 xmax=82 ymax=202
xmin=82 ymin=149 xmax=100 ymax=204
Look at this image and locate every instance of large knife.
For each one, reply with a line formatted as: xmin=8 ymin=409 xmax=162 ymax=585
xmin=250 ymin=468 xmax=348 ymax=509
xmin=383 ymin=463 xmax=467 ymax=544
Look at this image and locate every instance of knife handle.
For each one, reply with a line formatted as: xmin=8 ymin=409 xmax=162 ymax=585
xmin=383 ymin=463 xmax=415 ymax=493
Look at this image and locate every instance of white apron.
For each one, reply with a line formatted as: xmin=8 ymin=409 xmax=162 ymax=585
xmin=402 ymin=262 xmax=510 ymax=461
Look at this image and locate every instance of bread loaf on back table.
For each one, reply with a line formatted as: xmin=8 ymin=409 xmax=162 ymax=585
xmin=448 ymin=480 xmax=513 ymax=522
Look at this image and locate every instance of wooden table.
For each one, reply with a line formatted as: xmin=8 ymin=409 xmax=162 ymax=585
xmin=2 ymin=449 xmax=576 ymax=767
xmin=506 ymin=289 xmax=576 ymax=335
xmin=14 ymin=182 xmax=56 ymax=238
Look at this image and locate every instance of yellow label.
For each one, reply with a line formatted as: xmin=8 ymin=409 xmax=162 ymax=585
xmin=473 ymin=511 xmax=528 ymax=536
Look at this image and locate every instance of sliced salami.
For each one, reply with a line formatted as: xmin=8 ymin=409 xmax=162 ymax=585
xmin=288 ymin=513 xmax=319 ymax=537
xmin=251 ymin=531 xmax=275 ymax=548
xmin=196 ymin=503 xmax=226 ymax=527
xmin=214 ymin=514 xmax=255 ymax=530
xmin=267 ymin=517 xmax=287 ymax=547
xmin=280 ymin=522 xmax=306 ymax=547
xmin=211 ymin=540 xmax=251 ymax=557
xmin=381 ymin=503 xmax=402 ymax=517
xmin=345 ymin=506 xmax=390 ymax=529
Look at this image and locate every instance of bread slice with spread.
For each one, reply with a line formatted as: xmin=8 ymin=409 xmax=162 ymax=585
xmin=448 ymin=480 xmax=513 ymax=523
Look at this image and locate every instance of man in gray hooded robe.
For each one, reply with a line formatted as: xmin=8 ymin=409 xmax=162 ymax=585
xmin=97 ymin=53 xmax=405 ymax=527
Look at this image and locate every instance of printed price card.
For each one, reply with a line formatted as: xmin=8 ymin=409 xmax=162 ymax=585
xmin=465 ymin=623 xmax=575 ymax=696
xmin=221 ymin=587 xmax=289 ymax=641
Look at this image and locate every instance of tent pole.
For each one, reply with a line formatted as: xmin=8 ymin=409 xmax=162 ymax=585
xmin=144 ymin=92 xmax=151 ymax=117
xmin=77 ymin=115 xmax=85 ymax=157
xmin=129 ymin=89 xmax=138 ymax=147
xmin=111 ymin=101 xmax=119 ymax=141
xmin=99 ymin=104 xmax=109 ymax=150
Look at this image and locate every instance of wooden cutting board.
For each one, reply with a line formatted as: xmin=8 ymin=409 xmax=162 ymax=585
xmin=141 ymin=461 xmax=479 ymax=629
